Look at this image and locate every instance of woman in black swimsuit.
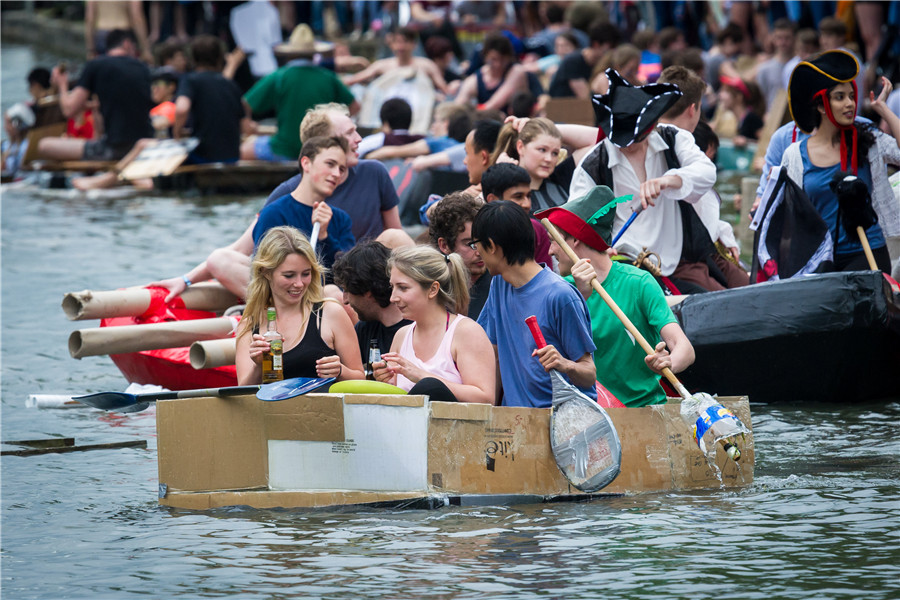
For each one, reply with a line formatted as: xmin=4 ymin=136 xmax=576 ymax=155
xmin=236 ymin=226 xmax=364 ymax=384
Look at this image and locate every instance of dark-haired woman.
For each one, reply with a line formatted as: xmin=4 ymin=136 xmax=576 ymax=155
xmin=779 ymin=50 xmax=900 ymax=272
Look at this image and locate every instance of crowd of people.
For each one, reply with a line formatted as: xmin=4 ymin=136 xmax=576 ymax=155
xmin=4 ymin=1 xmax=899 ymax=408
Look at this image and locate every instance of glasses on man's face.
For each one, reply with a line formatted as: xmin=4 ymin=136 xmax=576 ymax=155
xmin=467 ymin=239 xmax=481 ymax=251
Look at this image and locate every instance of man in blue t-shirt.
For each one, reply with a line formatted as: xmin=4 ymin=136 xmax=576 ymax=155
xmin=253 ymin=135 xmax=355 ymax=271
xmin=473 ymin=201 xmax=597 ymax=408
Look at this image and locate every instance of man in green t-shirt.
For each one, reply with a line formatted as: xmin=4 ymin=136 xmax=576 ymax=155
xmin=535 ymin=185 xmax=695 ymax=406
xmin=241 ymin=62 xmax=358 ymax=162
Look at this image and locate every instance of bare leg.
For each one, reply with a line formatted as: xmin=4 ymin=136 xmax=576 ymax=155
xmin=72 ymin=171 xmax=120 ymax=190
xmin=855 ymin=2 xmax=884 ymax=63
xmin=240 ymin=136 xmax=258 ymax=160
xmin=207 ymin=247 xmax=252 ymax=299
xmin=37 ymin=137 xmax=87 ymax=161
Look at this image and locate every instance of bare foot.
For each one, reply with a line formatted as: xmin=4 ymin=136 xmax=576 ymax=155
xmin=72 ymin=172 xmax=120 ymax=191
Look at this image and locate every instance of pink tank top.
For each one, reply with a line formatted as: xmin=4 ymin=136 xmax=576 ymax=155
xmin=396 ymin=313 xmax=465 ymax=391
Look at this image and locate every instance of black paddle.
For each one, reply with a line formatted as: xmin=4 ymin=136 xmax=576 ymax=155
xmin=74 ymin=376 xmax=334 ymax=413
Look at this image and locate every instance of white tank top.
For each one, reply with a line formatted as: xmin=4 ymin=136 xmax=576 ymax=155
xmin=396 ymin=313 xmax=465 ymax=391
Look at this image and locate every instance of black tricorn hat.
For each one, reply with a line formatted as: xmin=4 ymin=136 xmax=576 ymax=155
xmin=591 ymin=69 xmax=683 ymax=148
xmin=788 ymin=50 xmax=859 ymax=134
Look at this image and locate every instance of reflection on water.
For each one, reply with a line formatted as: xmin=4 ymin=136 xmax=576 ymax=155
xmin=2 ymin=43 xmax=899 ymax=600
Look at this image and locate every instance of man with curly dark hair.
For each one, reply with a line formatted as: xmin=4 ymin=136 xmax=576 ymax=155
xmin=428 ymin=191 xmax=491 ymax=319
xmin=332 ymin=240 xmax=410 ymax=364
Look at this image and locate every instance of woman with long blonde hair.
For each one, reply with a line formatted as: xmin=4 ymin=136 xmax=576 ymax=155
xmin=373 ymin=245 xmax=496 ymax=404
xmin=236 ymin=226 xmax=364 ymax=384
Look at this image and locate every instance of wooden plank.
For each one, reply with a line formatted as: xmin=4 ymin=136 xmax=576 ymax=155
xmin=1 ymin=440 xmax=147 ymax=457
xmin=2 ymin=437 xmax=75 ymax=449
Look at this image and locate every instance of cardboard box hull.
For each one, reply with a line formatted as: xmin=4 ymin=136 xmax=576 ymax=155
xmin=157 ymin=394 xmax=753 ymax=510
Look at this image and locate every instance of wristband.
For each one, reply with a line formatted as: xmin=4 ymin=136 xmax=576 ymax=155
xmin=182 ymin=275 xmax=192 ymax=287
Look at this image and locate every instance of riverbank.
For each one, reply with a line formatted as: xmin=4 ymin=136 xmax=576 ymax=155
xmin=1 ymin=9 xmax=85 ymax=59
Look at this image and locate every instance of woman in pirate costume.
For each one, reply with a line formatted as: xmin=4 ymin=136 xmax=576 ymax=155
xmin=780 ymin=50 xmax=900 ymax=273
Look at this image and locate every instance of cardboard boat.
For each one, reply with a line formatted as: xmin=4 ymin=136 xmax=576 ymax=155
xmin=157 ymin=393 xmax=753 ymax=510
xmin=673 ymin=271 xmax=900 ymax=403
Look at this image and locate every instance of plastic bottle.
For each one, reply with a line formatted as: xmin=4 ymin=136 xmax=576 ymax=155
xmin=680 ymin=393 xmax=749 ymax=461
xmin=365 ymin=339 xmax=381 ymax=381
xmin=261 ymin=307 xmax=284 ymax=383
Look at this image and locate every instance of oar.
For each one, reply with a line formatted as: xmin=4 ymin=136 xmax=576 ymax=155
xmin=310 ymin=221 xmax=321 ymax=253
xmin=525 ymin=315 xmax=621 ymax=493
xmin=856 ymin=226 xmax=879 ymax=271
xmin=73 ymin=376 xmax=334 ymax=413
xmin=610 ymin=204 xmax=643 ymax=247
xmin=540 ymin=218 xmax=745 ymax=460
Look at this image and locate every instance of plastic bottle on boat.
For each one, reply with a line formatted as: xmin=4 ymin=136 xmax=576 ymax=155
xmin=365 ymin=338 xmax=381 ymax=381
xmin=261 ymin=307 xmax=284 ymax=383
xmin=679 ymin=393 xmax=749 ymax=461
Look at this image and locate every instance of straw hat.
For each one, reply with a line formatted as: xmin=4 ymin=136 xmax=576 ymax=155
xmin=788 ymin=49 xmax=859 ymax=134
xmin=591 ymin=69 xmax=683 ymax=148
xmin=534 ymin=185 xmax=632 ymax=252
xmin=274 ymin=24 xmax=335 ymax=59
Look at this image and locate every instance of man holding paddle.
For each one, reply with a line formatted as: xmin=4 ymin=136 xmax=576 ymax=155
xmin=473 ymin=200 xmax=597 ymax=408
xmin=536 ymin=185 xmax=695 ymax=407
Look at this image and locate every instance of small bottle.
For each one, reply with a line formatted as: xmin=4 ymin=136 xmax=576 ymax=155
xmin=261 ymin=307 xmax=284 ymax=383
xmin=365 ymin=339 xmax=381 ymax=381
xmin=680 ymin=393 xmax=749 ymax=461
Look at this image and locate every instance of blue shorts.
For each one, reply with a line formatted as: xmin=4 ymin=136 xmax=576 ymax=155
xmin=253 ymin=136 xmax=294 ymax=162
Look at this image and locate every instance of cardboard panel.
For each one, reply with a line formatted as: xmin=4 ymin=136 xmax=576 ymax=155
xmin=268 ymin=401 xmax=429 ymax=491
xmin=430 ymin=401 xmax=492 ymax=421
xmin=262 ymin=394 xmax=344 ymax=441
xmin=343 ymin=394 xmax=425 ymax=407
xmin=161 ymin=490 xmax=429 ymax=510
xmin=157 ymin=395 xmax=268 ymax=492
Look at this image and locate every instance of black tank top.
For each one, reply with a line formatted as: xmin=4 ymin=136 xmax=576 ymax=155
xmin=257 ymin=303 xmax=333 ymax=379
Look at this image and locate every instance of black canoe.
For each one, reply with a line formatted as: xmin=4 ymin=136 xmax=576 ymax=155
xmin=672 ymin=271 xmax=900 ymax=404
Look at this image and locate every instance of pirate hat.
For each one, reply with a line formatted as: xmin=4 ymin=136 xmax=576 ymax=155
xmin=274 ymin=24 xmax=335 ymax=59
xmin=534 ymin=185 xmax=632 ymax=252
xmin=591 ymin=69 xmax=683 ymax=148
xmin=788 ymin=49 xmax=859 ymax=134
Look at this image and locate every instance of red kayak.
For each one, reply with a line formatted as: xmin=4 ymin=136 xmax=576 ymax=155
xmin=101 ymin=290 xmax=238 ymax=391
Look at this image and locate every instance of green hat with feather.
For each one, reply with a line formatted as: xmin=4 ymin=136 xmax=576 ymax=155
xmin=534 ymin=186 xmax=632 ymax=252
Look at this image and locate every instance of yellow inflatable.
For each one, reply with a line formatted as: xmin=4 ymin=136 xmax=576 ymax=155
xmin=328 ymin=380 xmax=407 ymax=395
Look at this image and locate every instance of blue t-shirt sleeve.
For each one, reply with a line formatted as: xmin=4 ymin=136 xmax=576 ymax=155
xmin=476 ymin=277 xmax=498 ymax=344
xmin=374 ymin=163 xmax=400 ymax=211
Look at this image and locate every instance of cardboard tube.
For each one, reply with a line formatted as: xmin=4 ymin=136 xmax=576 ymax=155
xmin=190 ymin=338 xmax=236 ymax=369
xmin=62 ymin=282 xmax=241 ymax=320
xmin=69 ymin=317 xmax=238 ymax=358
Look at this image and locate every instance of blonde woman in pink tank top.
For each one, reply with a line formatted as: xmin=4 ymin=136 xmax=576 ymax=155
xmin=373 ymin=245 xmax=497 ymax=404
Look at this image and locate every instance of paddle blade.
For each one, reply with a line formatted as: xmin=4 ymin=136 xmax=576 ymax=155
xmin=73 ymin=391 xmax=143 ymax=412
xmin=549 ymin=372 xmax=622 ymax=492
xmin=257 ymin=376 xmax=335 ymax=401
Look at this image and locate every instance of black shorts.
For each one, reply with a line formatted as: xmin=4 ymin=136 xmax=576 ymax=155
xmin=82 ymin=138 xmax=132 ymax=161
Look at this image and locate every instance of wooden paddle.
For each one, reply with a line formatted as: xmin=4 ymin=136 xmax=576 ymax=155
xmin=540 ymin=218 xmax=745 ymax=460
xmin=525 ymin=315 xmax=621 ymax=493
xmin=73 ymin=376 xmax=334 ymax=413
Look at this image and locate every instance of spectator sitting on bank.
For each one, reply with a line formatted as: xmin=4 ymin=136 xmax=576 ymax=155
xmin=523 ymin=31 xmax=578 ymax=83
xmin=781 ymin=28 xmax=821 ymax=95
xmin=175 ymin=34 xmax=250 ymax=164
xmin=26 ymin=67 xmax=65 ymax=127
xmin=704 ymin=22 xmax=746 ymax=96
xmin=366 ymin=102 xmax=472 ymax=162
xmin=590 ymin=44 xmax=644 ymax=95
xmin=548 ymin=19 xmax=620 ymax=99
xmin=343 ymin=27 xmax=449 ymax=95
xmin=38 ymin=29 xmax=153 ymax=164
xmin=756 ymin=18 xmax=797 ymax=112
xmin=150 ymin=68 xmax=178 ymax=136
xmin=2 ymin=103 xmax=36 ymax=180
xmin=154 ymin=39 xmax=188 ymax=77
xmin=455 ymin=32 xmax=529 ymax=113
xmin=632 ymin=30 xmax=662 ymax=84
xmin=240 ymin=25 xmax=358 ymax=162
xmin=424 ymin=35 xmax=463 ymax=96
xmin=714 ymin=75 xmax=765 ymax=144
xmin=481 ymin=162 xmax=552 ymax=267
xmin=356 ymin=98 xmax=425 ymax=159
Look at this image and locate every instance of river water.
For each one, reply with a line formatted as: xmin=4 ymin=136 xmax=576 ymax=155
xmin=2 ymin=43 xmax=900 ymax=600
